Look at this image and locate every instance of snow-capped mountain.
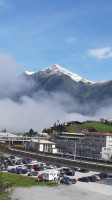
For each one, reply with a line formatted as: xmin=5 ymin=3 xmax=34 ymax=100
xmin=2 ymin=64 xmax=112 ymax=116
xmin=24 ymin=64 xmax=94 ymax=84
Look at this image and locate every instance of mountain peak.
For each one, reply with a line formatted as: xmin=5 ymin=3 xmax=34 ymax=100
xmin=42 ymin=64 xmax=94 ymax=84
xmin=24 ymin=71 xmax=35 ymax=75
xmin=23 ymin=64 xmax=95 ymax=84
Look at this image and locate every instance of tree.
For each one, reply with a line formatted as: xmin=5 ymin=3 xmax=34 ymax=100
xmin=28 ymin=128 xmax=34 ymax=137
xmin=2 ymin=129 xmax=6 ymax=133
xmin=0 ymin=151 xmax=6 ymax=197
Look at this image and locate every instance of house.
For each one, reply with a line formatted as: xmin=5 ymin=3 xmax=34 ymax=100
xmin=24 ymin=139 xmax=58 ymax=153
xmin=66 ymin=121 xmax=82 ymax=126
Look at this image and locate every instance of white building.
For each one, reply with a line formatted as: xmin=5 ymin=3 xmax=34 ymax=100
xmin=79 ymin=132 xmax=112 ymax=159
xmin=102 ymin=147 xmax=112 ymax=160
xmin=24 ymin=139 xmax=58 ymax=154
xmin=84 ymin=132 xmax=112 ymax=147
xmin=0 ymin=132 xmax=18 ymax=138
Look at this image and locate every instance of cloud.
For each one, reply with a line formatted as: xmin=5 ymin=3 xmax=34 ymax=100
xmin=88 ymin=47 xmax=112 ymax=59
xmin=66 ymin=36 xmax=76 ymax=43
xmin=0 ymin=52 xmax=112 ymax=133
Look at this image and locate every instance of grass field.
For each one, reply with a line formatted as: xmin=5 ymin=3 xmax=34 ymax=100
xmin=1 ymin=172 xmax=57 ymax=199
xmin=67 ymin=121 xmax=112 ymax=133
xmin=1 ymin=172 xmax=56 ymax=187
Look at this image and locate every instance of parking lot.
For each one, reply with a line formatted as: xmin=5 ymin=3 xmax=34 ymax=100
xmin=1 ymin=153 xmax=112 ymax=185
xmin=1 ymin=153 xmax=112 ymax=200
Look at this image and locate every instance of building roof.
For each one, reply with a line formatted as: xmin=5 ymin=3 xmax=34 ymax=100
xmin=60 ymin=132 xmax=84 ymax=136
xmin=84 ymin=132 xmax=112 ymax=136
xmin=0 ymin=132 xmax=18 ymax=137
xmin=30 ymin=139 xmax=55 ymax=144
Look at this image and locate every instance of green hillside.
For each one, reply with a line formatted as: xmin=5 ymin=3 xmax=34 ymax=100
xmin=67 ymin=121 xmax=112 ymax=133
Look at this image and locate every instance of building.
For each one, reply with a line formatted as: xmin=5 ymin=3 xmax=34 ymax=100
xmin=56 ymin=132 xmax=84 ymax=140
xmin=66 ymin=121 xmax=82 ymax=126
xmin=76 ymin=132 xmax=112 ymax=159
xmin=84 ymin=132 xmax=112 ymax=147
xmin=24 ymin=139 xmax=58 ymax=154
xmin=102 ymin=147 xmax=112 ymax=160
xmin=50 ymin=132 xmax=84 ymax=153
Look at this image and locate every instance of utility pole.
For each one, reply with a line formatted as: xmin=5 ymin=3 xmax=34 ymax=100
xmin=74 ymin=142 xmax=76 ymax=159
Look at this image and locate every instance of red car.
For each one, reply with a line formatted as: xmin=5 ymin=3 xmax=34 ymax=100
xmin=38 ymin=174 xmax=43 ymax=179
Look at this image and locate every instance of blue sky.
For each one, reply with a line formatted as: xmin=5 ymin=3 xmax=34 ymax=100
xmin=0 ymin=0 xmax=112 ymax=82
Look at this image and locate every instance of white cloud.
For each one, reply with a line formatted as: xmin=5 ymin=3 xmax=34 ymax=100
xmin=88 ymin=47 xmax=112 ymax=59
xmin=66 ymin=36 xmax=76 ymax=43
xmin=0 ymin=52 xmax=112 ymax=133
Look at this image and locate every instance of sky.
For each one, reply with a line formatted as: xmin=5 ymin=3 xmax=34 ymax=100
xmin=0 ymin=0 xmax=112 ymax=82
xmin=0 ymin=0 xmax=112 ymax=132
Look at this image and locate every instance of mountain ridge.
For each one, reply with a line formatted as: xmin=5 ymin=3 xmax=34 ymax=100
xmin=24 ymin=64 xmax=95 ymax=84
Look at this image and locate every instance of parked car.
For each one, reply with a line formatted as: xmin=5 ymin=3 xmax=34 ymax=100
xmin=91 ymin=175 xmax=98 ymax=181
xmin=59 ymin=169 xmax=66 ymax=177
xmin=15 ymin=159 xmax=23 ymax=165
xmin=99 ymin=172 xmax=108 ymax=178
xmin=60 ymin=177 xmax=77 ymax=184
xmin=22 ymin=158 xmax=32 ymax=164
xmin=71 ymin=167 xmax=80 ymax=171
xmin=61 ymin=168 xmax=75 ymax=176
xmin=28 ymin=171 xmax=39 ymax=176
xmin=79 ymin=168 xmax=89 ymax=173
xmin=108 ymin=173 xmax=112 ymax=178
xmin=55 ymin=164 xmax=62 ymax=168
xmin=97 ymin=172 xmax=108 ymax=179
xmin=78 ymin=177 xmax=90 ymax=182
xmin=9 ymin=155 xmax=15 ymax=159
xmin=66 ymin=171 xmax=75 ymax=176
xmin=8 ymin=168 xmax=16 ymax=173
xmin=87 ymin=176 xmax=96 ymax=182
xmin=46 ymin=165 xmax=54 ymax=169
xmin=94 ymin=174 xmax=101 ymax=180
xmin=34 ymin=166 xmax=45 ymax=171
xmin=38 ymin=174 xmax=43 ymax=179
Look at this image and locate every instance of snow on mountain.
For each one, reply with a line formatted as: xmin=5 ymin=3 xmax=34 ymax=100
xmin=24 ymin=71 xmax=35 ymax=75
xmin=24 ymin=64 xmax=95 ymax=84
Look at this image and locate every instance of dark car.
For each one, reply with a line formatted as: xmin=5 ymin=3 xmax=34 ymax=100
xmin=61 ymin=168 xmax=75 ymax=176
xmin=9 ymin=155 xmax=15 ymax=159
xmin=22 ymin=158 xmax=32 ymax=164
xmin=34 ymin=166 xmax=45 ymax=171
xmin=71 ymin=167 xmax=80 ymax=171
xmin=60 ymin=177 xmax=77 ymax=184
xmin=78 ymin=177 xmax=90 ymax=182
xmin=55 ymin=164 xmax=62 ymax=168
xmin=87 ymin=176 xmax=96 ymax=182
xmin=66 ymin=171 xmax=75 ymax=176
xmin=28 ymin=171 xmax=39 ymax=176
xmin=8 ymin=168 xmax=16 ymax=173
xmin=17 ymin=168 xmax=28 ymax=174
xmin=98 ymin=172 xmax=108 ymax=179
xmin=60 ymin=177 xmax=72 ymax=184
xmin=79 ymin=168 xmax=89 ymax=173
xmin=108 ymin=174 xmax=112 ymax=178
